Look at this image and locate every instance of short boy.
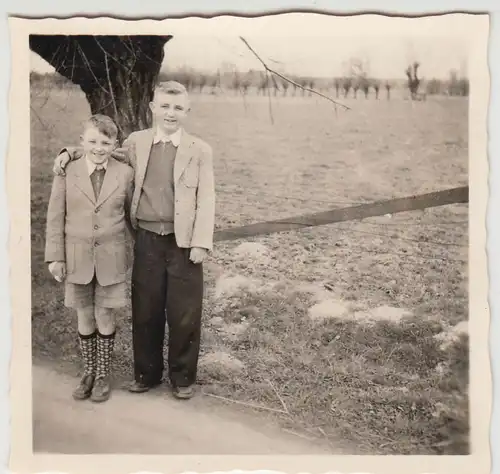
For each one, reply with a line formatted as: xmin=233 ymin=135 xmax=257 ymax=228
xmin=45 ymin=114 xmax=134 ymax=402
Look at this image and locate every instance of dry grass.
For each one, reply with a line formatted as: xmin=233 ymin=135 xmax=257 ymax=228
xmin=31 ymin=86 xmax=468 ymax=454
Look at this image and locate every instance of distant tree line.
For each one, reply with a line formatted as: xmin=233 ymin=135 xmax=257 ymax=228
xmin=425 ymin=70 xmax=469 ymax=97
xmin=30 ymin=65 xmax=469 ymax=99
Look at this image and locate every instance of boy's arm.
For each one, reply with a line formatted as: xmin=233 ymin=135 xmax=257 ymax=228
xmin=54 ymin=134 xmax=135 ymax=175
xmin=124 ymin=169 xmax=136 ymax=239
xmin=45 ymin=174 xmax=67 ymax=265
xmin=190 ymin=143 xmax=215 ymax=252
xmin=53 ymin=147 xmax=84 ymax=175
xmin=115 ymin=134 xmax=135 ymax=169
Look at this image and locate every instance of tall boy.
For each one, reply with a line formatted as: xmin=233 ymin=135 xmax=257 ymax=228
xmin=45 ymin=114 xmax=134 ymax=402
xmin=53 ymin=81 xmax=215 ymax=400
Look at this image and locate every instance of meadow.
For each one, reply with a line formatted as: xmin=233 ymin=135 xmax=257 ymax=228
xmin=31 ymin=85 xmax=468 ymax=454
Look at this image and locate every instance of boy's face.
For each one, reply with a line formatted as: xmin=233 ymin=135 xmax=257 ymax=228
xmin=150 ymin=90 xmax=189 ymax=135
xmin=80 ymin=126 xmax=117 ymax=165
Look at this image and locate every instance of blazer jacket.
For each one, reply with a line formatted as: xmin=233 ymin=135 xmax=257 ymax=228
xmin=62 ymin=128 xmax=216 ymax=252
xmin=45 ymin=157 xmax=135 ymax=286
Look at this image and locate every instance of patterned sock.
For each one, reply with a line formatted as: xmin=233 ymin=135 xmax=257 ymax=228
xmin=96 ymin=331 xmax=116 ymax=380
xmin=78 ymin=331 xmax=97 ymax=377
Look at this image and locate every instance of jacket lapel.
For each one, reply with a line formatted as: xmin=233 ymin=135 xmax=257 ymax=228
xmin=95 ymin=159 xmax=119 ymax=207
xmin=130 ymin=129 xmax=153 ymax=223
xmin=174 ymin=132 xmax=194 ymax=183
xmin=73 ymin=158 xmax=96 ymax=204
xmin=135 ymin=129 xmax=154 ymax=191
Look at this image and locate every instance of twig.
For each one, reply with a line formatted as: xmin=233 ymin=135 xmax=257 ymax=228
xmin=94 ymin=37 xmax=135 ymax=75
xmin=239 ymin=36 xmax=350 ymax=112
xmin=76 ymin=44 xmax=109 ymax=95
xmin=103 ymin=49 xmax=123 ymax=136
xmin=266 ymin=378 xmax=289 ymax=415
xmin=30 ymin=105 xmax=54 ymax=135
xmin=317 ymin=426 xmax=337 ymax=450
xmin=317 ymin=427 xmax=329 ymax=439
xmin=265 ymin=70 xmax=275 ymax=124
xmin=283 ymin=428 xmax=317 ymax=441
xmin=203 ymin=391 xmax=288 ymax=415
xmin=383 ymin=343 xmax=399 ymax=366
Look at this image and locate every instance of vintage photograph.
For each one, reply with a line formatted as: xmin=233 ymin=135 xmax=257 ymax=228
xmin=15 ymin=11 xmax=488 ymax=467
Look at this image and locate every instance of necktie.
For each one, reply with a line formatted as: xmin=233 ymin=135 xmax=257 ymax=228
xmin=90 ymin=165 xmax=106 ymax=199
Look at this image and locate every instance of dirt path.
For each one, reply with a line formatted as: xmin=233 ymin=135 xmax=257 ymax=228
xmin=33 ymin=364 xmax=336 ymax=455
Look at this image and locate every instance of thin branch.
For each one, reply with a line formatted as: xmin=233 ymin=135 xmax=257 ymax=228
xmin=76 ymin=43 xmax=109 ymax=95
xmin=317 ymin=426 xmax=336 ymax=450
xmin=94 ymin=37 xmax=135 ymax=75
xmin=239 ymin=36 xmax=350 ymax=112
xmin=31 ymin=78 xmax=52 ymax=110
xmin=266 ymin=378 xmax=289 ymax=415
xmin=70 ymin=44 xmax=77 ymax=83
xmin=270 ymin=74 xmax=281 ymax=92
xmin=122 ymin=36 xmax=138 ymax=71
xmin=30 ymin=105 xmax=51 ymax=133
xmin=48 ymin=40 xmax=64 ymax=68
xmin=282 ymin=428 xmax=316 ymax=441
xmin=94 ymin=97 xmax=117 ymax=113
xmin=134 ymin=39 xmax=164 ymax=66
xmin=103 ymin=52 xmax=122 ymax=135
xmin=202 ymin=391 xmax=288 ymax=415
xmin=265 ymin=70 xmax=275 ymax=124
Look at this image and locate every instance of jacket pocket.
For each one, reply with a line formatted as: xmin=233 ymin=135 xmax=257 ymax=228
xmin=102 ymin=241 xmax=129 ymax=275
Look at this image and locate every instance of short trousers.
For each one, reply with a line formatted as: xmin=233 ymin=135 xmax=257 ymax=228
xmin=64 ymin=276 xmax=128 ymax=309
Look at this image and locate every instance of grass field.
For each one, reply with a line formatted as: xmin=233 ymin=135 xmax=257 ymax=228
xmin=31 ymin=85 xmax=468 ymax=454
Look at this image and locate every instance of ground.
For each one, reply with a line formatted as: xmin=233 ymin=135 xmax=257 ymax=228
xmin=31 ymin=86 xmax=468 ymax=454
xmin=32 ymin=363 xmax=335 ymax=454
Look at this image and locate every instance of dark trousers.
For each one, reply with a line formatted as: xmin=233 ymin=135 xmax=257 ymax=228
xmin=131 ymin=228 xmax=203 ymax=387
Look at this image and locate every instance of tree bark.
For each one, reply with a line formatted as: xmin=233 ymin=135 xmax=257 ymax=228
xmin=84 ymin=65 xmax=159 ymax=139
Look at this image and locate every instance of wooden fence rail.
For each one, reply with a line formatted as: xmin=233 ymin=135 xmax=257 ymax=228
xmin=214 ymin=186 xmax=468 ymax=243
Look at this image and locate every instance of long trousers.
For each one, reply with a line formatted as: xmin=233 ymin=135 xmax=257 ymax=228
xmin=131 ymin=228 xmax=203 ymax=387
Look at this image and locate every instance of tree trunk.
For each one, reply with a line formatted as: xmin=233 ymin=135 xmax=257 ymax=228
xmin=29 ymin=35 xmax=172 ymax=142
xmin=84 ymin=67 xmax=157 ymax=141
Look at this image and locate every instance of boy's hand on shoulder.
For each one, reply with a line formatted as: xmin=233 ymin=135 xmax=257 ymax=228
xmin=111 ymin=147 xmax=128 ymax=162
xmin=48 ymin=261 xmax=66 ymax=282
xmin=53 ymin=152 xmax=71 ymax=176
xmin=189 ymin=247 xmax=208 ymax=264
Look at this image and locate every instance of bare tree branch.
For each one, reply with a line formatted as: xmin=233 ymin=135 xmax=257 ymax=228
xmin=265 ymin=70 xmax=275 ymax=124
xmin=103 ymin=51 xmax=121 ymax=135
xmin=76 ymin=43 xmax=109 ymax=95
xmin=239 ymin=36 xmax=351 ymax=112
xmin=30 ymin=105 xmax=52 ymax=133
xmin=94 ymin=37 xmax=134 ymax=75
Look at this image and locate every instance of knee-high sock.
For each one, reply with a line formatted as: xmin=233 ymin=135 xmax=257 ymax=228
xmin=96 ymin=331 xmax=116 ymax=379
xmin=78 ymin=331 xmax=97 ymax=377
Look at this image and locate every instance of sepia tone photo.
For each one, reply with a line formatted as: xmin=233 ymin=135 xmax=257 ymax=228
xmin=7 ymin=10 xmax=491 ymax=474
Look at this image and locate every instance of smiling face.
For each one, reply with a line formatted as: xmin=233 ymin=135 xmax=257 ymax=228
xmin=149 ymin=88 xmax=190 ymax=135
xmin=80 ymin=125 xmax=117 ymax=165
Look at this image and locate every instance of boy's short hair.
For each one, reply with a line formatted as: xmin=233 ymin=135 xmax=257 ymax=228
xmin=153 ymin=81 xmax=189 ymax=100
xmin=84 ymin=114 xmax=119 ymax=139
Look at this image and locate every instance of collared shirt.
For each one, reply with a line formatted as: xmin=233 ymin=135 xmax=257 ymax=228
xmin=152 ymin=127 xmax=182 ymax=147
xmin=85 ymin=156 xmax=108 ymax=175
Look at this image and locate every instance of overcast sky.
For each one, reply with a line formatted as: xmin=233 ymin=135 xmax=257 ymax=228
xmin=30 ymin=13 xmax=475 ymax=80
